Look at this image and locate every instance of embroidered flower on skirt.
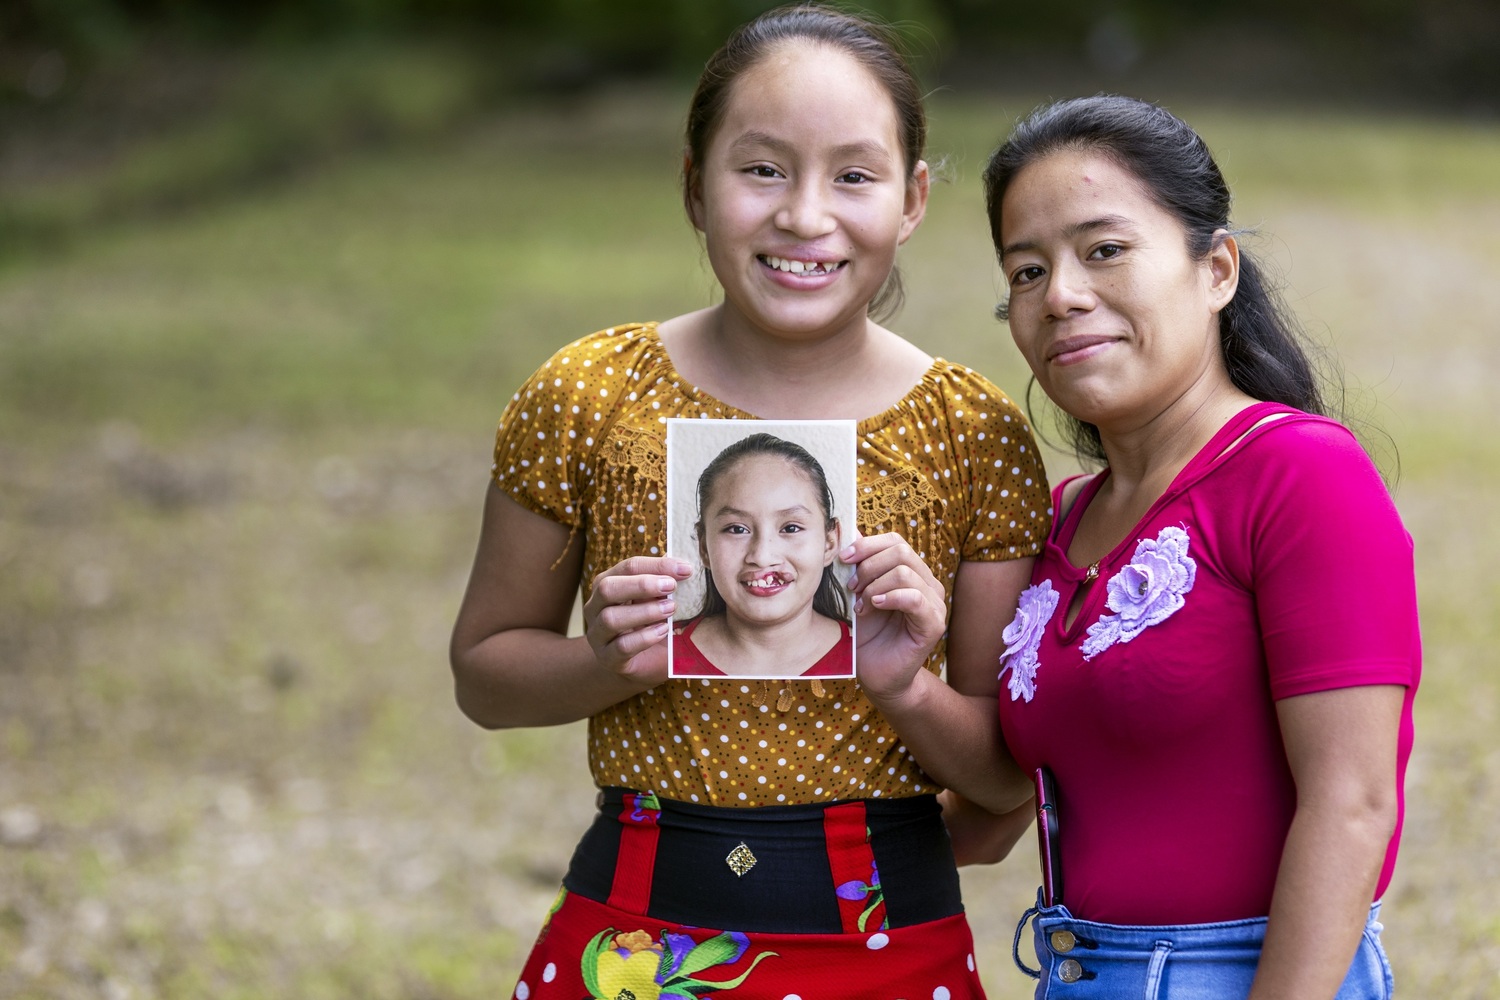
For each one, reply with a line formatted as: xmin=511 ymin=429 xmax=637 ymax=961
xmin=999 ymin=579 xmax=1060 ymax=703
xmin=581 ymin=925 xmax=776 ymax=1000
xmin=1081 ymin=525 xmax=1196 ymax=661
xmin=835 ymin=859 xmax=888 ymax=932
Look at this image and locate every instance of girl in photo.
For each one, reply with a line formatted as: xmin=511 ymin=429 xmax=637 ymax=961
xmin=983 ymin=95 xmax=1420 ymax=999
xmin=672 ymin=432 xmax=853 ymax=679
xmin=450 ymin=5 xmax=1050 ymax=997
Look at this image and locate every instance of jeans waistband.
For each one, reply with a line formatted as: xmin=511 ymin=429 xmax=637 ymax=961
xmin=562 ymin=788 xmax=963 ymax=933
xmin=1013 ymin=888 xmax=1388 ymax=997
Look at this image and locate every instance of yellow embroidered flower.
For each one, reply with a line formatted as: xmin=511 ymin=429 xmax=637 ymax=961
xmin=614 ymin=930 xmax=660 ymax=954
xmin=595 ymin=947 xmax=662 ymax=1000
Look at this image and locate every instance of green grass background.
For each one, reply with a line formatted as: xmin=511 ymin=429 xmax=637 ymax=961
xmin=2 ymin=69 xmax=1499 ymax=997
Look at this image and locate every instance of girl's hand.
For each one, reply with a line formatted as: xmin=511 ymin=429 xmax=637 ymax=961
xmin=841 ymin=532 xmax=947 ymax=702
xmin=583 ymin=556 xmax=696 ymax=686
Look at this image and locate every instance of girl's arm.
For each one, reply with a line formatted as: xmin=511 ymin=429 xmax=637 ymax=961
xmin=1248 ymin=684 xmax=1403 ymax=1000
xmin=449 ymin=486 xmax=692 ymax=728
xmin=846 ymin=535 xmax=1035 ymax=814
xmin=940 ymin=790 xmax=1037 ymax=866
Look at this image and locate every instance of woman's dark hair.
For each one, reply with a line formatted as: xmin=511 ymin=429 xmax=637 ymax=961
xmin=983 ymin=94 xmax=1333 ymax=466
xmin=683 ymin=2 xmax=927 ymax=322
xmin=694 ymin=432 xmax=848 ymax=623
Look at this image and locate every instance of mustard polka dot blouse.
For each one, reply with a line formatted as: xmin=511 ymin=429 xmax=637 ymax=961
xmin=493 ymin=323 xmax=1051 ymax=806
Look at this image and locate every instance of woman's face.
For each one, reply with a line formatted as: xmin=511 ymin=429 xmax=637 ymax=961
xmin=700 ymin=453 xmax=839 ymax=631
xmin=997 ymin=149 xmax=1237 ymax=432
xmin=688 ymin=40 xmax=928 ymax=343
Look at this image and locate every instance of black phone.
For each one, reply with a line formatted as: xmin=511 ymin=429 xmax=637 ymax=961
xmin=1034 ymin=767 xmax=1063 ymax=907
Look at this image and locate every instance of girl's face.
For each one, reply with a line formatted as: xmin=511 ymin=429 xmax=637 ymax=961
xmin=688 ymin=40 xmax=928 ymax=343
xmin=998 ymin=149 xmax=1238 ymax=432
xmin=700 ymin=453 xmax=839 ymax=631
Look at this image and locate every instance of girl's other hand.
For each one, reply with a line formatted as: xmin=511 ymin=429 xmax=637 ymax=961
xmin=584 ymin=556 xmax=696 ymax=686
xmin=840 ymin=532 xmax=947 ymax=702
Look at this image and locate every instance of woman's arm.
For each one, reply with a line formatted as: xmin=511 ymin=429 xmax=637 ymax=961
xmin=848 ymin=538 xmax=1035 ymax=814
xmin=1248 ymin=684 xmax=1403 ymax=1000
xmin=449 ymin=485 xmax=693 ymax=728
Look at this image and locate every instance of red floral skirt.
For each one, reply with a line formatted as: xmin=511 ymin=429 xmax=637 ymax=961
xmin=506 ymin=790 xmax=987 ymax=999
xmin=511 ymin=889 xmax=986 ymax=1000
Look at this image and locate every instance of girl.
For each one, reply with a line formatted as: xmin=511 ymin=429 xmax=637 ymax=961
xmin=672 ymin=431 xmax=853 ymax=680
xmin=984 ymin=95 xmax=1419 ymax=998
xmin=450 ymin=6 xmax=1049 ymax=997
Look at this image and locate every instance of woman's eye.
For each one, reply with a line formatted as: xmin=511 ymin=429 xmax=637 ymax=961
xmin=1091 ymin=243 xmax=1125 ymax=260
xmin=722 ymin=524 xmax=749 ymax=535
xmin=1010 ymin=265 xmax=1045 ymax=287
xmin=748 ymin=165 xmax=780 ymax=178
xmin=781 ymin=523 xmax=805 ymax=534
xmin=837 ymin=171 xmax=870 ymax=184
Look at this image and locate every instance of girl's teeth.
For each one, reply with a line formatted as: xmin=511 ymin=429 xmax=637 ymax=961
xmin=764 ymin=255 xmax=837 ymax=274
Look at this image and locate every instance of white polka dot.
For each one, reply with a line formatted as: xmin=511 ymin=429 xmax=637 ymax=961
xmin=933 ymin=988 xmax=951 ymax=1000
xmin=543 ymin=963 xmax=558 ymax=982
xmin=515 ymin=983 xmax=530 ymax=1000
xmin=866 ymin=932 xmax=890 ymax=950
xmin=967 ymin=953 xmax=975 ymax=972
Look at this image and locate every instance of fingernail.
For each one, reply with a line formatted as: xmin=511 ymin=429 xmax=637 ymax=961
xmin=871 ymin=593 xmax=887 ymax=607
xmin=854 ymin=597 xmax=864 ymax=614
xmin=658 ymin=577 xmax=677 ymax=594
xmin=847 ymin=571 xmax=858 ymax=589
xmin=839 ymin=544 xmax=856 ymax=561
xmin=654 ymin=621 xmax=671 ymax=637
xmin=671 ymin=559 xmax=695 ymax=576
xmin=659 ymin=599 xmax=676 ymax=614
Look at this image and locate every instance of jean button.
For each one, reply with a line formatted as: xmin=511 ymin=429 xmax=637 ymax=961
xmin=1050 ymin=929 xmax=1077 ymax=953
xmin=1058 ymin=958 xmax=1084 ymax=983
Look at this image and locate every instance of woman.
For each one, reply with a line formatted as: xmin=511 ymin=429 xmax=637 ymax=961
xmin=985 ymin=95 xmax=1419 ymax=999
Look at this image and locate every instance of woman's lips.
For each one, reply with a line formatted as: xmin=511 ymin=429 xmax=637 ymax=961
xmin=1048 ymin=334 xmax=1118 ymax=366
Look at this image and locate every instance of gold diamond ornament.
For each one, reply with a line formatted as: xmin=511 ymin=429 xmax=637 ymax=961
xmin=726 ymin=842 xmax=757 ymax=877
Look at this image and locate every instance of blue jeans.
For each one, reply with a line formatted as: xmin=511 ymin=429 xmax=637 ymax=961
xmin=1013 ymin=891 xmax=1393 ymax=999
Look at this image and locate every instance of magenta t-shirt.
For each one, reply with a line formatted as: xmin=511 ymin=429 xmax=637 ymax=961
xmin=997 ymin=402 xmax=1420 ymax=925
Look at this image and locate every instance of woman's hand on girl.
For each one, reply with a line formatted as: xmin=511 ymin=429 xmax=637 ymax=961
xmin=583 ymin=556 xmax=696 ymax=685
xmin=840 ymin=532 xmax=947 ymax=701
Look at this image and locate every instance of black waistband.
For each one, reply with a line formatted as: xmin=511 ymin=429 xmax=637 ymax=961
xmin=562 ymin=788 xmax=963 ymax=933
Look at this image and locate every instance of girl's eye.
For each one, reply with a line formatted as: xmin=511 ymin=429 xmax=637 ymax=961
xmin=748 ymin=165 xmax=781 ymax=179
xmin=781 ymin=523 xmax=805 ymax=534
xmin=1090 ymin=242 xmax=1125 ymax=260
xmin=722 ymin=524 xmax=749 ymax=535
xmin=1009 ymin=265 xmax=1045 ymax=287
xmin=837 ymin=171 xmax=870 ymax=184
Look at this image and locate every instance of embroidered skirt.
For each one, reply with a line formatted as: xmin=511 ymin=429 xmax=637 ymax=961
xmin=508 ymin=788 xmax=988 ymax=999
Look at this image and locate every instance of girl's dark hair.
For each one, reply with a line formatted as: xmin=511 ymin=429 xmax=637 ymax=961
xmin=694 ymin=432 xmax=848 ymax=623
xmin=983 ymin=94 xmax=1334 ymax=466
xmin=684 ymin=2 xmax=927 ymax=322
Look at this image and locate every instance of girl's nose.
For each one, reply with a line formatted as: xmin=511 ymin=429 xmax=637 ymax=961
xmin=774 ymin=180 xmax=837 ymax=239
xmin=746 ymin=531 xmax=777 ymax=566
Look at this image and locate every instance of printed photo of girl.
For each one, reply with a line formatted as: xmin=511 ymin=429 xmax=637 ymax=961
xmin=667 ymin=421 xmax=856 ymax=679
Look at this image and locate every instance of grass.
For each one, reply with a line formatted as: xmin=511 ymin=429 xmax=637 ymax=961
xmin=2 ymin=77 xmax=1499 ymax=998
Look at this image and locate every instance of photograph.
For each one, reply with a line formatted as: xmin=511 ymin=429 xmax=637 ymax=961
xmin=666 ymin=419 xmax=857 ymax=680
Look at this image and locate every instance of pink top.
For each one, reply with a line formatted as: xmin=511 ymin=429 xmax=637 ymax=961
xmin=997 ymin=402 xmax=1420 ymax=924
xmin=672 ymin=616 xmax=854 ymax=678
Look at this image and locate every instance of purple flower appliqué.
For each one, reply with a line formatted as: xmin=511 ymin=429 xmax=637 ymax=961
xmin=999 ymin=580 xmax=1060 ymax=703
xmin=1080 ymin=525 xmax=1196 ymax=661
